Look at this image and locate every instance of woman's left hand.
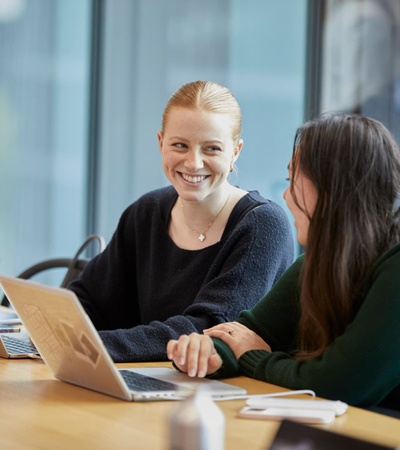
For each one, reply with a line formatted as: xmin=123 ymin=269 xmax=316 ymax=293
xmin=203 ymin=321 xmax=271 ymax=360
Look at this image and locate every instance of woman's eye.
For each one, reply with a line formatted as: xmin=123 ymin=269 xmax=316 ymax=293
xmin=172 ymin=143 xmax=187 ymax=149
xmin=207 ymin=146 xmax=221 ymax=152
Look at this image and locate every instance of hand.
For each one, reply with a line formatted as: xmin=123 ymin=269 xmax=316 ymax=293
xmin=203 ymin=322 xmax=271 ymax=360
xmin=167 ymin=333 xmax=223 ymax=378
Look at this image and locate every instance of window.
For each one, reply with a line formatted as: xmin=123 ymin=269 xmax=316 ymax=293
xmin=0 ymin=0 xmax=91 ymax=277
xmin=0 ymin=0 xmax=307 ymax=278
xmin=321 ymin=0 xmax=400 ymax=143
xmin=96 ymin=0 xmax=307 ymax=247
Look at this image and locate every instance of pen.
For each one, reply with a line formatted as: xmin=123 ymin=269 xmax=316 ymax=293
xmin=0 ymin=327 xmax=21 ymax=333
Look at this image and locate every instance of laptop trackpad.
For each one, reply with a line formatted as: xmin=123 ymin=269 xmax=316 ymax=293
xmin=125 ymin=367 xmax=246 ymax=397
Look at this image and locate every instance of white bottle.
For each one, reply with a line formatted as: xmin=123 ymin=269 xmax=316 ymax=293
xmin=168 ymin=387 xmax=225 ymax=450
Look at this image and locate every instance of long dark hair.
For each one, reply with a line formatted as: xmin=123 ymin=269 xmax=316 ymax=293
xmin=291 ymin=114 xmax=400 ymax=360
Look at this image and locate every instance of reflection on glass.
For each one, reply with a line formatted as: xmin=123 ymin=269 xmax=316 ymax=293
xmin=321 ymin=0 xmax=400 ymax=143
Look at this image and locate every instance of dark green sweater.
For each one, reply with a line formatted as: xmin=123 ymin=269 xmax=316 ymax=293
xmin=213 ymin=243 xmax=400 ymax=409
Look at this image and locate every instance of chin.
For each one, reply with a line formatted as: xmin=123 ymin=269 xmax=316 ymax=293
xmin=296 ymin=234 xmax=306 ymax=247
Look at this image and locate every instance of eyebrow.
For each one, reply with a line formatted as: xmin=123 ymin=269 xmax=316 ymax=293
xmin=167 ymin=136 xmax=224 ymax=145
xmin=166 ymin=136 xmax=187 ymax=141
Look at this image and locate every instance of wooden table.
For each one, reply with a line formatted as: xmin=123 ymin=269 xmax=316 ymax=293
xmin=0 ymin=357 xmax=399 ymax=449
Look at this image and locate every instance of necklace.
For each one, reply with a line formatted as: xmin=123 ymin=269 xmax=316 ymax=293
xmin=181 ymin=195 xmax=230 ymax=242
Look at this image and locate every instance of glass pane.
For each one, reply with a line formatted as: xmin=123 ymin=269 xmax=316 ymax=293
xmin=321 ymin=0 xmax=400 ymax=144
xmin=97 ymin=0 xmax=307 ymax=253
xmin=0 ymin=0 xmax=91 ymax=279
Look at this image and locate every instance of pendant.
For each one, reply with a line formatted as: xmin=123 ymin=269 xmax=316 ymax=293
xmin=198 ymin=234 xmax=206 ymax=242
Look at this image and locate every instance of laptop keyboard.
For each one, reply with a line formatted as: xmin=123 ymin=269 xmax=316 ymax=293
xmin=1 ymin=335 xmax=38 ymax=355
xmin=120 ymin=369 xmax=178 ymax=392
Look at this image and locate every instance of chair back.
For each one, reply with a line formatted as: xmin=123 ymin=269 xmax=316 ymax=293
xmin=1 ymin=234 xmax=106 ymax=307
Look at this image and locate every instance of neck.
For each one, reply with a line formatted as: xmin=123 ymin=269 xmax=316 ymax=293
xmin=180 ymin=191 xmax=231 ymax=242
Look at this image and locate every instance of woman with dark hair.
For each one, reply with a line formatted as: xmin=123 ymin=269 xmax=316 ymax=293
xmin=167 ymin=113 xmax=400 ymax=411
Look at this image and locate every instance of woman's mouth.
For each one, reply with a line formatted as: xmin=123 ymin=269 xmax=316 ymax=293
xmin=180 ymin=173 xmax=208 ymax=184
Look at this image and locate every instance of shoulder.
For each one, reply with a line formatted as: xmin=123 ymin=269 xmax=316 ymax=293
xmin=222 ymin=192 xmax=294 ymax=259
xmin=130 ymin=186 xmax=176 ymax=207
xmin=122 ymin=186 xmax=176 ymax=214
xmin=282 ymin=254 xmax=304 ymax=281
xmin=236 ymin=191 xmax=292 ymax=232
xmin=359 ymin=242 xmax=400 ymax=305
xmin=371 ymin=242 xmax=400 ymax=275
xmin=223 ymin=191 xmax=293 ymax=251
xmin=118 ymin=186 xmax=177 ymax=226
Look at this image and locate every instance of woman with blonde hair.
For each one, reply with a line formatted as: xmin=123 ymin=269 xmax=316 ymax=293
xmin=69 ymin=80 xmax=294 ymax=362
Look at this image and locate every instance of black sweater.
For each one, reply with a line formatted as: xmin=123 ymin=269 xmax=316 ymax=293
xmin=69 ymin=186 xmax=294 ymax=362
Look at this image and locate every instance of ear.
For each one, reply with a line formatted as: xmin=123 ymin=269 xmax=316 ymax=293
xmin=232 ymin=138 xmax=243 ymax=163
xmin=157 ymin=131 xmax=163 ymax=153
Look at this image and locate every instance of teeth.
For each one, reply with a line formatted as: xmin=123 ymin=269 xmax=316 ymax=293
xmin=182 ymin=174 xmax=206 ymax=183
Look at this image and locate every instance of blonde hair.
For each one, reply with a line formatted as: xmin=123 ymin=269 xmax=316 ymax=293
xmin=161 ymin=80 xmax=242 ymax=142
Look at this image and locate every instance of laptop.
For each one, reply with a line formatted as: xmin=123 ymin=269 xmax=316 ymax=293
xmin=0 ymin=274 xmax=247 ymax=402
xmin=0 ymin=333 xmax=40 ymax=359
xmin=0 ymin=308 xmax=40 ymax=358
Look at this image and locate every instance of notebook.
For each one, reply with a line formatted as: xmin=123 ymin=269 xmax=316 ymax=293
xmin=0 ymin=274 xmax=247 ymax=401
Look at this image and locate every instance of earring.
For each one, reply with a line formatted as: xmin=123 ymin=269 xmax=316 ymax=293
xmin=230 ymin=162 xmax=233 ymax=173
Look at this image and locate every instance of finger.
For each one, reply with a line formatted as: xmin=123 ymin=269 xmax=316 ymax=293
xmin=227 ymin=321 xmax=248 ymax=331
xmin=203 ymin=322 xmax=236 ymax=333
xmin=166 ymin=338 xmax=190 ymax=373
xmin=205 ymin=329 xmax=234 ymax=344
xmin=173 ymin=334 xmax=191 ymax=366
xmin=196 ymin=336 xmax=216 ymax=377
xmin=207 ymin=352 xmax=223 ymax=374
xmin=205 ymin=329 xmax=245 ymax=360
xmin=204 ymin=325 xmax=236 ymax=335
xmin=166 ymin=339 xmax=178 ymax=360
xmin=186 ymin=333 xmax=202 ymax=377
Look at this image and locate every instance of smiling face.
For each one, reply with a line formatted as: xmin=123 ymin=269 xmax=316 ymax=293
xmin=284 ymin=159 xmax=318 ymax=247
xmin=158 ymin=107 xmax=242 ymax=203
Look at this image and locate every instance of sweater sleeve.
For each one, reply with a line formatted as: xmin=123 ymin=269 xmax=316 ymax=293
xmin=68 ymin=203 xmax=139 ymax=332
xmin=209 ymin=257 xmax=303 ymax=378
xmin=213 ymin=248 xmax=400 ymax=407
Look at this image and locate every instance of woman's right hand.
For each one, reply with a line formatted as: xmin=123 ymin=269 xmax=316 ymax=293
xmin=167 ymin=333 xmax=223 ymax=378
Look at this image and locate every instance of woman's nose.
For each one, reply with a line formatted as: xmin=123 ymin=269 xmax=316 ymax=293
xmin=185 ymin=150 xmax=204 ymax=170
xmin=283 ymin=186 xmax=288 ymax=201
